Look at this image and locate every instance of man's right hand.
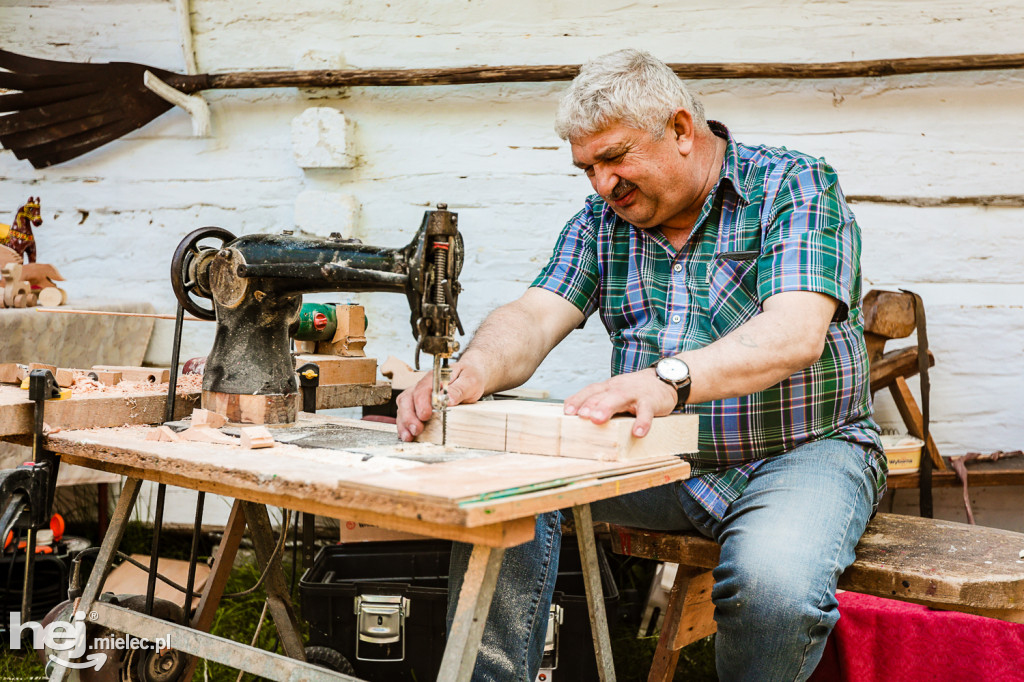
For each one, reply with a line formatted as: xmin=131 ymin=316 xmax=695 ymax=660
xmin=395 ymin=361 xmax=487 ymax=442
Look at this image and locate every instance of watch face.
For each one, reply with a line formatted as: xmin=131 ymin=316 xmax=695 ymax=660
xmin=656 ymin=357 xmax=689 ymax=382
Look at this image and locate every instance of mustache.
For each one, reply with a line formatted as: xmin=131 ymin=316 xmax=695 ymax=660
xmin=610 ymin=179 xmax=637 ymax=200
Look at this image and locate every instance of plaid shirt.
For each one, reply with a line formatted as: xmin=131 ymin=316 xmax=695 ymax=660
xmin=532 ymin=122 xmax=885 ymax=520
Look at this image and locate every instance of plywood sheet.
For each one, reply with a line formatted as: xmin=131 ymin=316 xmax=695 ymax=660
xmin=417 ymin=401 xmax=699 ymax=461
xmin=39 ymin=414 xmax=691 ymax=531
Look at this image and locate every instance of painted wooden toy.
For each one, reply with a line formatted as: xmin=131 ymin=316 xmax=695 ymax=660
xmin=0 ymin=197 xmax=42 ymax=263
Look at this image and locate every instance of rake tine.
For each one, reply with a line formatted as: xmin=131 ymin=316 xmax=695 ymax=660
xmin=0 ymin=71 xmax=87 ymax=91
xmin=24 ymin=118 xmax=142 ymax=168
xmin=0 ymin=49 xmax=99 ymax=75
xmin=6 ymin=116 xmax=130 ymax=161
xmin=0 ymin=93 xmax=119 ymax=136
xmin=0 ymin=82 xmax=102 ymax=112
xmin=1 ymin=107 xmax=128 ymax=150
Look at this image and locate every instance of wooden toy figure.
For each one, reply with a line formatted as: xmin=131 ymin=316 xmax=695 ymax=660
xmin=0 ymin=197 xmax=42 ymax=263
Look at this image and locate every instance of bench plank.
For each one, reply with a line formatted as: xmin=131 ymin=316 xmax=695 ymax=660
xmin=846 ymin=514 xmax=1024 ymax=619
xmin=610 ymin=513 xmax=1024 ymax=622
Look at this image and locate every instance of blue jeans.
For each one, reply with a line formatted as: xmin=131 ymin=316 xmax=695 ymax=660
xmin=447 ymin=438 xmax=880 ymax=681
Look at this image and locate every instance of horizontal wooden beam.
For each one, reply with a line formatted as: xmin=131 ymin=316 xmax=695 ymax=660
xmin=847 ymin=195 xmax=1024 ymax=208
xmin=191 ymin=52 xmax=1024 ymax=91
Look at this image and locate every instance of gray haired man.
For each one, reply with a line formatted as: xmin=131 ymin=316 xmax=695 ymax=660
xmin=398 ymin=49 xmax=884 ymax=681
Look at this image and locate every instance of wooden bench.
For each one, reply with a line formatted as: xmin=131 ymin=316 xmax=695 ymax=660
xmin=609 ymin=513 xmax=1024 ymax=681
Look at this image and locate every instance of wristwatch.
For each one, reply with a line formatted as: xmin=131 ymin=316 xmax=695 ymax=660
xmin=651 ymin=356 xmax=691 ymax=408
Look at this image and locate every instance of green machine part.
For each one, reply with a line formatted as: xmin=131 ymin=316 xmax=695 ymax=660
xmin=294 ymin=302 xmax=339 ymax=341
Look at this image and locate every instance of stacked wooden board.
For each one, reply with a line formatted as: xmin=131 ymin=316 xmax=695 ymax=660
xmin=417 ymin=400 xmax=698 ymax=462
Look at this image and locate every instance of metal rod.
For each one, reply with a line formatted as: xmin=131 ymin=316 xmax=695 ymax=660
xmin=164 ymin=304 xmax=185 ymax=424
xmin=35 ymin=307 xmax=204 ymax=321
xmin=89 ymin=601 xmax=359 ymax=681
xmin=145 ymin=483 xmax=168 ymax=615
xmin=183 ymin=491 xmax=206 ymax=625
xmin=302 ymin=512 xmax=315 ymax=570
xmin=20 ymin=528 xmax=35 ymax=624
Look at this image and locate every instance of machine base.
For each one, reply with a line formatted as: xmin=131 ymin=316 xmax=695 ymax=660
xmin=202 ymin=390 xmax=297 ymax=425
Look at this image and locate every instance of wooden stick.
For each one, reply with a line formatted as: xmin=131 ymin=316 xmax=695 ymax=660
xmin=36 ymin=308 xmax=205 ymax=321
xmin=182 ymin=52 xmax=1024 ymax=91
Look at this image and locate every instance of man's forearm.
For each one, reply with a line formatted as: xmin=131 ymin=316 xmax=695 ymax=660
xmin=460 ymin=301 xmax=554 ymax=394
xmin=459 ymin=288 xmax=584 ymax=396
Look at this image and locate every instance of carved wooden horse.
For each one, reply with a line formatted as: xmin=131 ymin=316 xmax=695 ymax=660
xmin=0 ymin=196 xmax=42 ymax=263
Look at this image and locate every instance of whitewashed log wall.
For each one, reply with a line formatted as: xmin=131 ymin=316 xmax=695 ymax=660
xmin=2 ymin=0 xmax=1021 ymax=529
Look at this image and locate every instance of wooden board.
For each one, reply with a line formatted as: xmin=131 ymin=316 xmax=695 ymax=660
xmin=417 ymin=400 xmax=699 ymax=461
xmin=294 ymin=354 xmax=377 ymax=385
xmin=0 ymin=384 xmax=199 ymax=437
xmin=611 ymin=513 xmax=1024 ymax=621
xmin=38 ymin=414 xmax=691 ymax=536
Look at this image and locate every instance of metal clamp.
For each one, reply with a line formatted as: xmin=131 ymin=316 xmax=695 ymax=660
xmin=354 ymin=594 xmax=411 ymax=661
xmin=540 ymin=603 xmax=563 ymax=671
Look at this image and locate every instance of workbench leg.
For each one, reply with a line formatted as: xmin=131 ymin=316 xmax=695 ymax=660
xmin=437 ymin=544 xmax=505 ymax=682
xmin=573 ymin=503 xmax=617 ymax=682
xmin=48 ymin=477 xmax=143 ymax=682
xmin=240 ymin=502 xmax=307 ymax=662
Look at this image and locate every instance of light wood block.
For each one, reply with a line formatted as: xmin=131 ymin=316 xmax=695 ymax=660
xmin=178 ymin=425 xmax=238 ymax=446
xmin=380 ymin=355 xmax=428 ymax=391
xmin=294 ymin=355 xmax=376 ymax=385
xmin=0 ymin=364 xmax=27 ymax=384
xmin=560 ymin=410 xmax=698 ymax=461
xmin=419 ymin=401 xmax=508 ymax=450
xmin=192 ymin=408 xmax=227 ymax=429
xmin=145 ymin=425 xmax=182 ymax=442
xmin=92 ymin=370 xmax=122 ymax=386
xmin=55 ymin=368 xmax=75 ymax=388
xmin=240 ymin=425 xmax=275 ymax=449
xmin=28 ymin=363 xmax=57 ymax=376
xmin=92 ymin=365 xmax=170 ymax=383
xmin=417 ymin=401 xmax=698 ymax=461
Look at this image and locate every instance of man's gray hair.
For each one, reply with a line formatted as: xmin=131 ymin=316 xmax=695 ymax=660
xmin=555 ymin=49 xmax=707 ymax=142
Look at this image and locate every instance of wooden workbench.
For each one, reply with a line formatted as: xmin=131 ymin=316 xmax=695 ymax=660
xmin=40 ymin=413 xmax=690 ymax=681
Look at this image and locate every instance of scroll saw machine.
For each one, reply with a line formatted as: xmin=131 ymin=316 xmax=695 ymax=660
xmin=170 ymin=203 xmax=464 ymax=433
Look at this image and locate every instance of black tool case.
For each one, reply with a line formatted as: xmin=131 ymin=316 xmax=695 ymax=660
xmin=300 ymin=538 xmax=619 ymax=682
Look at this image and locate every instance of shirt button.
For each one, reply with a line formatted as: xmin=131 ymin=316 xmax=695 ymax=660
xmin=673 ymin=263 xmax=683 ymax=273
xmin=671 ymin=314 xmax=681 ymax=324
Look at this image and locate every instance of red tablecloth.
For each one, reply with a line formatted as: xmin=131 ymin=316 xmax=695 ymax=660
xmin=811 ymin=592 xmax=1024 ymax=681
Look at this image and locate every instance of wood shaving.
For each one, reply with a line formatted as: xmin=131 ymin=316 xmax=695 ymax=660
xmin=69 ymin=372 xmax=203 ymax=396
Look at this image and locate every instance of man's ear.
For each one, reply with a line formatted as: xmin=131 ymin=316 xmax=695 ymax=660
xmin=670 ymin=108 xmax=695 ymax=155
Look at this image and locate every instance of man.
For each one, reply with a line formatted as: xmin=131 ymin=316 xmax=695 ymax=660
xmin=397 ymin=48 xmax=885 ymax=682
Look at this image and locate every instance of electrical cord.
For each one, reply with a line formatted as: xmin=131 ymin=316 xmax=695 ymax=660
xmin=69 ymin=509 xmax=293 ymax=600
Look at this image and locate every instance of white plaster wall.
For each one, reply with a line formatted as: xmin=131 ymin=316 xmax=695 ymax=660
xmin=2 ymin=0 xmax=1022 ymax=528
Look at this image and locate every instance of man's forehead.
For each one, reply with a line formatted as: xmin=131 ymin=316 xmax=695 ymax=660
xmin=570 ymin=125 xmax=647 ymax=165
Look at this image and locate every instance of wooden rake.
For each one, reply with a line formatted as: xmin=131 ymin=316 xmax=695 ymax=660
xmin=3 ymin=48 xmax=1024 ymax=168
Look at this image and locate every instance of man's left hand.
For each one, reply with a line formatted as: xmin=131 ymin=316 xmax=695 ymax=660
xmin=563 ymin=368 xmax=679 ymax=437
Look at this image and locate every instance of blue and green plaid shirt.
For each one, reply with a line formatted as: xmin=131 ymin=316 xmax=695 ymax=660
xmin=532 ymin=122 xmax=885 ymax=520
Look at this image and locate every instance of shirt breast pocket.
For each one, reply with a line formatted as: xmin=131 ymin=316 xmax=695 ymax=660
xmin=707 ymin=252 xmax=761 ymax=337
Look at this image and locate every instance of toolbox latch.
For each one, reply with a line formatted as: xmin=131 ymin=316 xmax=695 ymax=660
xmin=354 ymin=594 xmax=411 ymax=661
xmin=539 ymin=603 xmax=564 ymax=673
